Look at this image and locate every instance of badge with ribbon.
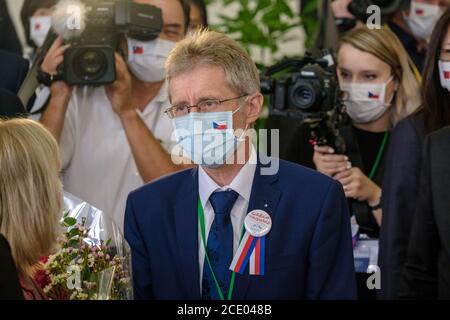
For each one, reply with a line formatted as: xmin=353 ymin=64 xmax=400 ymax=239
xmin=229 ymin=210 xmax=272 ymax=276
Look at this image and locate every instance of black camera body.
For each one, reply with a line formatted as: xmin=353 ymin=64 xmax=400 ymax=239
xmin=349 ymin=0 xmax=410 ymax=22
xmin=63 ymin=0 xmax=162 ymax=86
xmin=262 ymin=52 xmax=347 ymax=154
xmin=262 ymin=57 xmax=340 ymax=118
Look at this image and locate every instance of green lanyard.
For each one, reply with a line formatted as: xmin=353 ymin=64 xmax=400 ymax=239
xmin=368 ymin=132 xmax=389 ymax=180
xmin=198 ymin=199 xmax=241 ymax=300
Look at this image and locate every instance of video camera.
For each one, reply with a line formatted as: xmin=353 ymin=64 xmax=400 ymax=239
xmin=57 ymin=0 xmax=162 ymax=86
xmin=261 ymin=51 xmax=347 ymax=154
xmin=336 ymin=0 xmax=410 ymax=31
xmin=349 ymin=0 xmax=410 ymax=21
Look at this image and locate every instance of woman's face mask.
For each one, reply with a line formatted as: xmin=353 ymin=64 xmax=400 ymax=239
xmin=340 ymin=77 xmax=395 ymax=124
xmin=126 ymin=37 xmax=176 ymax=83
xmin=438 ymin=60 xmax=450 ymax=91
xmin=30 ymin=16 xmax=52 ymax=48
xmin=405 ymin=0 xmax=443 ymax=40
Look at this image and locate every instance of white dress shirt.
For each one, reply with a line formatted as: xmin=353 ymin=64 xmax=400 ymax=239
xmin=33 ymin=83 xmax=176 ymax=231
xmin=198 ymin=146 xmax=257 ymax=290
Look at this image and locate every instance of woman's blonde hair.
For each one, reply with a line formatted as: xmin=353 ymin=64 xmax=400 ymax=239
xmin=339 ymin=26 xmax=421 ymax=125
xmin=0 ymin=118 xmax=62 ymax=276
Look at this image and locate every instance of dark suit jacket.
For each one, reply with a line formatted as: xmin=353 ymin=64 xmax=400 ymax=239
xmin=0 ymin=234 xmax=24 ymax=300
xmin=0 ymin=1 xmax=22 ymax=56
xmin=400 ymin=126 xmax=450 ymax=299
xmin=0 ymin=88 xmax=27 ymax=118
xmin=125 ymin=159 xmax=357 ymax=300
xmin=378 ymin=112 xmax=426 ymax=299
xmin=0 ymin=50 xmax=29 ymax=94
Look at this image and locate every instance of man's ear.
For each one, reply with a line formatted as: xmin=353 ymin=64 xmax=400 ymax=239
xmin=245 ymin=92 xmax=264 ymax=126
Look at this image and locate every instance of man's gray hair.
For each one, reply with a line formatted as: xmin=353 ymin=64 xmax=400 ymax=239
xmin=165 ymin=29 xmax=260 ymax=95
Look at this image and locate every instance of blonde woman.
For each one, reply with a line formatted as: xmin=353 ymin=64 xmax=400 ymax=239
xmin=0 ymin=118 xmax=63 ymax=300
xmin=283 ymin=26 xmax=421 ymax=299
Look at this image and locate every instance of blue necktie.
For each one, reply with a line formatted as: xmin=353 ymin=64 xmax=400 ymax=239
xmin=202 ymin=190 xmax=239 ymax=300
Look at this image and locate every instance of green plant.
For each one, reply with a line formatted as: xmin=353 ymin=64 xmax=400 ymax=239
xmin=205 ymin=0 xmax=319 ymax=66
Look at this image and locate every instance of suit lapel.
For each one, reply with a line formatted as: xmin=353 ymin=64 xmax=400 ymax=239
xmin=174 ymin=167 xmax=201 ymax=299
xmin=232 ymin=160 xmax=281 ymax=300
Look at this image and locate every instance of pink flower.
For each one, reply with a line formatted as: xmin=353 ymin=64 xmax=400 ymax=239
xmin=34 ymin=268 xmax=50 ymax=289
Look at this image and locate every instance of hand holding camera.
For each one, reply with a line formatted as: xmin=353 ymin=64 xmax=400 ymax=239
xmin=105 ymin=53 xmax=134 ymax=118
xmin=41 ymin=36 xmax=73 ymax=103
xmin=313 ymin=145 xmax=351 ymax=177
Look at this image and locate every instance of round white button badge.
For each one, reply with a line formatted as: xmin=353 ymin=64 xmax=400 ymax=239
xmin=244 ymin=210 xmax=272 ymax=237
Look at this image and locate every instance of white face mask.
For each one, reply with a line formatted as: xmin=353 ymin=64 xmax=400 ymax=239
xmin=30 ymin=16 xmax=52 ymax=48
xmin=173 ymin=107 xmax=247 ymax=168
xmin=340 ymin=77 xmax=394 ymax=124
xmin=438 ymin=60 xmax=450 ymax=91
xmin=405 ymin=1 xmax=443 ymax=40
xmin=127 ymin=38 xmax=175 ymax=83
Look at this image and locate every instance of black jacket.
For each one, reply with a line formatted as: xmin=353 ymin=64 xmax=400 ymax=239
xmin=378 ymin=112 xmax=426 ymax=299
xmin=0 ymin=88 xmax=27 ymax=118
xmin=0 ymin=234 xmax=23 ymax=300
xmin=400 ymin=125 xmax=450 ymax=299
xmin=0 ymin=50 xmax=29 ymax=94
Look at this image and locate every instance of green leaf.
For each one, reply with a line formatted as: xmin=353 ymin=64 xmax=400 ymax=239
xmin=68 ymin=228 xmax=80 ymax=238
xmin=64 ymin=217 xmax=77 ymax=227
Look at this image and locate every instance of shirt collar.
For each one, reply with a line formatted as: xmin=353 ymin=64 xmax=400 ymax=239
xmin=198 ymin=144 xmax=257 ymax=208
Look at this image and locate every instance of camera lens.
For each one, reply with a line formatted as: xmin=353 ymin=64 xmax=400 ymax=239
xmin=290 ymin=83 xmax=317 ymax=110
xmin=73 ymin=48 xmax=107 ymax=81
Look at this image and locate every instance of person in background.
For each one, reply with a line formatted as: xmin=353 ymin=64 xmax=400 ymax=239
xmin=20 ymin=0 xmax=56 ymax=61
xmin=0 ymin=119 xmax=63 ymax=300
xmin=0 ymin=1 xmax=23 ymax=56
xmin=330 ymin=0 xmax=448 ymax=73
xmin=284 ymin=26 xmax=421 ymax=299
xmin=379 ymin=8 xmax=450 ymax=300
xmin=388 ymin=0 xmax=449 ymax=72
xmin=399 ymin=125 xmax=450 ymax=299
xmin=0 ymin=50 xmax=29 ymax=95
xmin=38 ymin=0 xmax=192 ymax=231
xmin=0 ymin=88 xmax=27 ymax=118
xmin=187 ymin=0 xmax=208 ymax=32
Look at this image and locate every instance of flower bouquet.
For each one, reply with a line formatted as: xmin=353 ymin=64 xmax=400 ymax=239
xmin=40 ymin=193 xmax=133 ymax=300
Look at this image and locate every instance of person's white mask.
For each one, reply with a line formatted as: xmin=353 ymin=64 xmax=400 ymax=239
xmin=173 ymin=107 xmax=247 ymax=168
xmin=127 ymin=37 xmax=175 ymax=83
xmin=30 ymin=16 xmax=52 ymax=48
xmin=340 ymin=77 xmax=394 ymax=124
xmin=405 ymin=1 xmax=443 ymax=40
xmin=438 ymin=60 xmax=450 ymax=91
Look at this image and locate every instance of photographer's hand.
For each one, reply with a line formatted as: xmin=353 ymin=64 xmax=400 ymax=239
xmin=41 ymin=36 xmax=73 ymax=101
xmin=313 ymin=145 xmax=351 ymax=177
xmin=40 ymin=37 xmax=73 ymax=143
xmin=105 ymin=53 xmax=134 ymax=117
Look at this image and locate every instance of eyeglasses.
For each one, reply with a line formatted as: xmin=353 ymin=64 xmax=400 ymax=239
xmin=164 ymin=95 xmax=248 ymax=119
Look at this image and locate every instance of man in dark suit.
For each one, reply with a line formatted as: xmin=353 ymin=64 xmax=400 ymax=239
xmin=0 ymin=50 xmax=30 ymax=95
xmin=0 ymin=88 xmax=27 ymax=118
xmin=0 ymin=1 xmax=22 ymax=56
xmin=124 ymin=30 xmax=357 ymax=300
xmin=400 ymin=126 xmax=450 ymax=299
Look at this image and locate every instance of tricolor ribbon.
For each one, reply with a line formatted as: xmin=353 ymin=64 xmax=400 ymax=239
xmin=229 ymin=232 xmax=265 ymax=276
